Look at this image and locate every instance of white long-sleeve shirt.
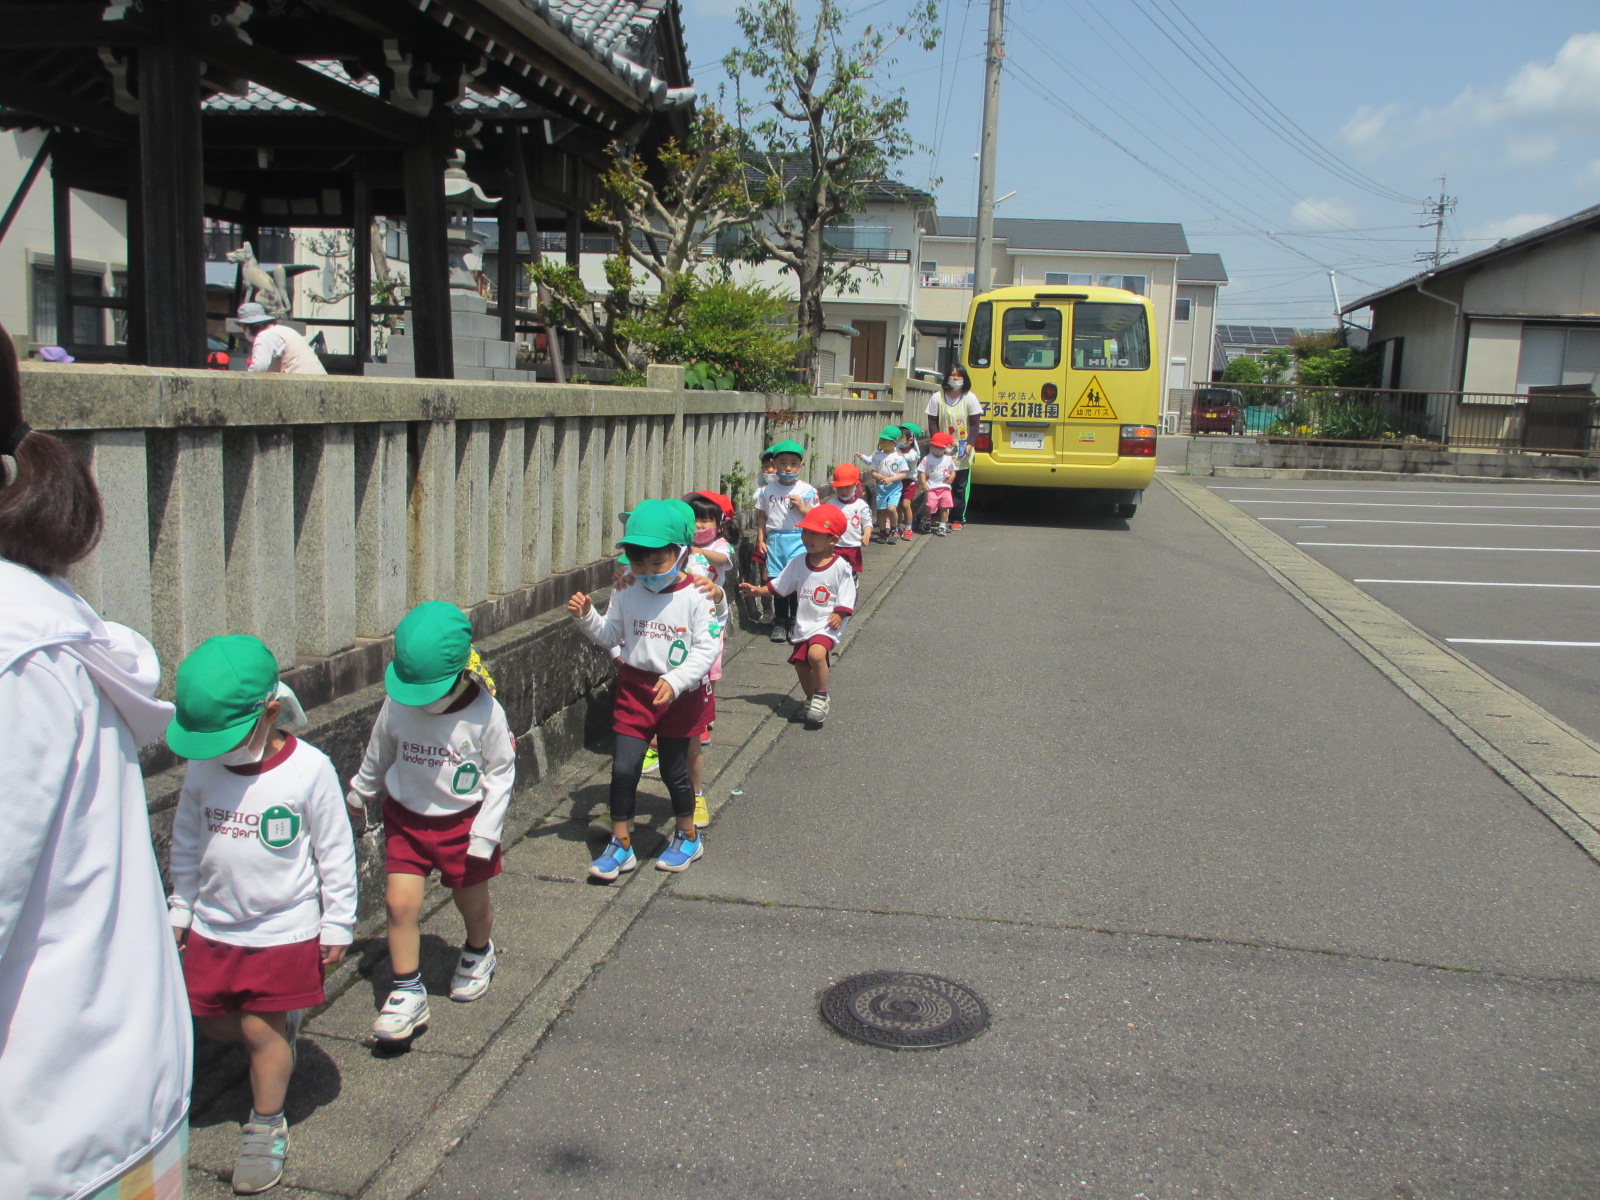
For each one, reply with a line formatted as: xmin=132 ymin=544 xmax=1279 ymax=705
xmin=246 ymin=323 xmax=327 ymax=374
xmin=168 ymin=735 xmax=358 ymax=947
xmin=917 ymin=453 xmax=958 ymax=488
xmin=346 ymin=686 xmax=516 ymax=857
xmin=769 ymin=553 xmax=858 ymax=642
xmin=0 ymin=561 xmax=191 ymax=1200
xmin=575 ymin=574 xmax=718 ymax=698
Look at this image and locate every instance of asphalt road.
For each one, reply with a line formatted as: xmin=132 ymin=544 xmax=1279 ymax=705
xmin=1203 ymin=478 xmax=1600 ymax=741
xmin=422 ymin=483 xmax=1600 ymax=1200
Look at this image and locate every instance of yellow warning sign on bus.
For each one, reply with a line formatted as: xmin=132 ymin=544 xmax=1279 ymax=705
xmin=1068 ymin=376 xmax=1118 ymax=420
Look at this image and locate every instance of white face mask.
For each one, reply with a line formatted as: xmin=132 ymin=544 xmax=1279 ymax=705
xmin=423 ymin=675 xmax=469 ymax=714
xmin=218 ymin=714 xmax=270 ymax=766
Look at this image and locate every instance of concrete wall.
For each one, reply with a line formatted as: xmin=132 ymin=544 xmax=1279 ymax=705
xmin=1185 ymin=434 xmax=1600 ymax=481
xmin=21 ymin=364 xmax=902 ymax=919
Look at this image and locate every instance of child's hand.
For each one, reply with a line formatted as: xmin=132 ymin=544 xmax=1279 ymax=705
xmin=612 ymin=567 xmax=634 ymax=591
xmin=321 ymin=944 xmax=347 ymax=967
xmin=652 ymin=678 xmax=678 ymax=707
xmin=689 ymin=576 xmax=724 ymax=604
xmin=345 ymin=797 xmax=367 ymax=833
xmin=738 ymin=581 xmax=766 ymax=597
xmin=827 ymin=613 xmax=843 ymax=631
xmin=568 ymin=591 xmax=592 ymax=617
xmin=172 ymin=927 xmax=188 ymax=952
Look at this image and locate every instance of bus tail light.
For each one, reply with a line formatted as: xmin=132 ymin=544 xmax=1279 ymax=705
xmin=1041 ymin=383 xmax=1057 ymax=403
xmin=1118 ymin=424 xmax=1157 ymax=457
xmin=974 ymin=421 xmax=993 ymax=453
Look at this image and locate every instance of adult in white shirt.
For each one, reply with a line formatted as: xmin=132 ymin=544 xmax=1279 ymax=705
xmin=237 ymin=302 xmax=328 ymax=374
xmin=925 ymin=364 xmax=985 ymax=528
xmin=0 ymin=328 xmax=192 ymax=1200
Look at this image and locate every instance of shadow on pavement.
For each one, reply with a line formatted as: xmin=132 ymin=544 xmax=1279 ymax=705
xmin=967 ymin=486 xmax=1134 ymax=530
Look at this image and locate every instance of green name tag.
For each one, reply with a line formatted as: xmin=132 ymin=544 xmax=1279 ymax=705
xmin=259 ymin=805 xmax=301 ymax=849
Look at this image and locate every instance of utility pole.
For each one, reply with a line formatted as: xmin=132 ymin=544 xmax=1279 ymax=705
xmin=1415 ymin=177 xmax=1457 ymax=271
xmin=972 ymin=0 xmax=1005 ymax=299
xmin=1327 ymin=268 xmax=1342 ymax=327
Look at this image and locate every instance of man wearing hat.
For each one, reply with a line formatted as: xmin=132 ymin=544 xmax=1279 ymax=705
xmin=236 ymin=302 xmax=327 ymax=375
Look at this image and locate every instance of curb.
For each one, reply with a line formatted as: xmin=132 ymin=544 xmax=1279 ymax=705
xmin=1180 ymin=465 xmax=1600 ymax=487
xmin=1160 ymin=474 xmax=1600 ymax=862
xmin=356 ymin=533 xmax=932 ymax=1199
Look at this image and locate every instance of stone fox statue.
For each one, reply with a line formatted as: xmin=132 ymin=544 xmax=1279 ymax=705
xmin=226 ymin=243 xmax=291 ymax=317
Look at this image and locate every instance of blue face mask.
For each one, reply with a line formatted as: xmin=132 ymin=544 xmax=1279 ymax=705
xmin=633 ymin=549 xmax=685 ymax=592
xmin=776 ymin=471 xmax=799 ymax=485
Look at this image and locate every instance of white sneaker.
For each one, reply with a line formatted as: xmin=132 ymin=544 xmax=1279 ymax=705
xmin=806 ymin=693 xmax=830 ymax=725
xmin=372 ymin=989 xmax=430 ymax=1043
xmin=450 ymin=943 xmax=497 ymax=1003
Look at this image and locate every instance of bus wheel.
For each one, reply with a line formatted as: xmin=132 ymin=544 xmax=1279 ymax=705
xmin=1114 ymin=502 xmax=1138 ymax=519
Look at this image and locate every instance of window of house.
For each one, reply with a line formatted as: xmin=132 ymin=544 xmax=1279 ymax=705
xmin=1516 ymin=325 xmax=1600 ymax=394
xmin=824 ymin=220 xmax=890 ymax=252
xmin=111 ymin=270 xmax=130 ymax=345
xmin=1071 ymin=302 xmax=1150 ymax=370
xmin=920 ymin=260 xmax=938 ymax=274
xmin=1044 ymin=272 xmax=1093 ymax=287
xmin=32 ymin=264 xmax=108 ymax=346
xmin=1174 ymin=297 xmax=1192 ymax=322
xmin=1001 ymin=306 xmax=1063 ymax=369
xmin=1096 ymin=274 xmax=1146 ymax=295
xmin=384 ymin=225 xmax=409 ymax=262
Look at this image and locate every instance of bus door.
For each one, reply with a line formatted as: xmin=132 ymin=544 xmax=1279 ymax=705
xmin=982 ymin=301 xmax=1066 ymax=467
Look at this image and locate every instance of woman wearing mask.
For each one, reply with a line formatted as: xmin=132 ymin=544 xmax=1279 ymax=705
xmin=0 ymin=325 xmax=193 ymax=1199
xmin=925 ymin=364 xmax=985 ymax=530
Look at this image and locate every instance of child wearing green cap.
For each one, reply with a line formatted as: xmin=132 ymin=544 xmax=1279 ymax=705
xmin=754 ymin=440 xmax=819 ymax=643
xmin=166 ymin=635 xmax=358 ymax=1194
xmin=346 ymin=601 xmax=516 ymax=1046
xmin=569 ymin=498 xmax=720 ymax=880
xmin=855 ymin=426 xmax=911 ymax=545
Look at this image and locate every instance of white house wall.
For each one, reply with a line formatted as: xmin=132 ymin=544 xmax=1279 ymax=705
xmin=1461 ymin=318 xmax=1522 ymax=394
xmin=1460 ymin=231 xmax=1600 ymax=318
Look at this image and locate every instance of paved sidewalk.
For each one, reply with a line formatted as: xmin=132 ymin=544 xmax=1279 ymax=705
xmin=183 ymin=530 xmax=930 ymax=1199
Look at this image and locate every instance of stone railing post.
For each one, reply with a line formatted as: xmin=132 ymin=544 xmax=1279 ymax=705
xmin=523 ymin=417 xmax=554 ymax=583
xmin=293 ymin=424 xmax=357 ymax=659
xmin=354 ymin=423 xmax=409 ymax=638
xmin=148 ymin=429 xmax=227 ymax=682
xmin=68 ymin=430 xmax=154 ymax=638
xmin=454 ymin=419 xmax=491 ymax=608
xmin=550 ymin=417 xmax=580 ymax=574
xmin=225 ymin=429 xmax=297 ymax=668
xmin=488 ymin=419 xmax=526 ymax=596
xmin=409 ymin=420 xmax=457 ymax=606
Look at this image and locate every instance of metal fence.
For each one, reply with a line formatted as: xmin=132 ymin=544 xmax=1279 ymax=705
xmin=1167 ymin=383 xmax=1600 ymax=454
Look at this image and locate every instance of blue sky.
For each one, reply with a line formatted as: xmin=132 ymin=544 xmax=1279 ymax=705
xmin=679 ymin=0 xmax=1600 ymax=326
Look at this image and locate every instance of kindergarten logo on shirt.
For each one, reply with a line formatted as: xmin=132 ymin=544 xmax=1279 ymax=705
xmin=811 ymin=584 xmax=833 ymax=605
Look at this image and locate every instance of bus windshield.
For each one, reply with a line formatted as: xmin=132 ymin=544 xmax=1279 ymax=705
xmin=1071 ymin=303 xmax=1150 ymax=371
xmin=1001 ymin=306 xmax=1062 ymax=369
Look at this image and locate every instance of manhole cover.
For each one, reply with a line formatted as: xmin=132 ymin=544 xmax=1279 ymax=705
xmin=820 ymin=971 xmax=989 ymax=1049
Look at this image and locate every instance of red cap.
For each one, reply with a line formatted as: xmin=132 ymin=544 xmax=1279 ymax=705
xmin=929 ymin=431 xmax=956 ymax=448
xmin=830 ymin=463 xmax=860 ymax=487
xmin=685 ymin=490 xmax=735 ymax=520
xmin=798 ymin=503 xmax=847 ymax=537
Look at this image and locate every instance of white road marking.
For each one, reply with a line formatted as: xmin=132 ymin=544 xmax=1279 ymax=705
xmin=1233 ymin=500 xmax=1599 ymax=511
xmin=1258 ymin=517 xmax=1600 ymax=530
xmin=1210 ymin=485 xmax=1600 ymax=499
xmin=1447 ymin=639 xmax=1600 ymax=648
xmin=1355 ymin=579 xmax=1600 ymax=589
xmin=1295 ymin=542 xmax=1600 ymax=553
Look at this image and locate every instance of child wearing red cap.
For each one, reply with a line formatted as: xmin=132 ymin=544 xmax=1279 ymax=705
xmin=739 ymin=503 xmax=856 ymax=727
xmin=918 ymin=433 xmax=960 ymax=536
xmin=829 ymin=463 xmax=872 ymax=579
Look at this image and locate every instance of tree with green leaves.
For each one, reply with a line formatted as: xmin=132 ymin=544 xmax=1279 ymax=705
xmin=1221 ymin=355 xmax=1262 ymax=384
xmin=528 ymin=109 xmax=763 ymax=371
xmin=725 ymin=0 xmax=938 ymax=380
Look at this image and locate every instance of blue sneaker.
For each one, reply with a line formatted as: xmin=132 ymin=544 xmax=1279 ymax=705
xmin=588 ymin=837 xmax=638 ymax=881
xmin=655 ymin=829 xmax=704 ymax=872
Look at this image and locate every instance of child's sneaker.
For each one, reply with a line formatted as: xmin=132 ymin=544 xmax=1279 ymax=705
xmin=769 ymin=622 xmax=788 ymax=643
xmin=588 ymin=811 xmax=621 ymax=835
xmin=693 ymin=793 xmax=710 ymax=827
xmin=232 ymin=1115 xmax=289 ymax=1194
xmin=934 ymin=523 xmax=947 ymax=536
xmin=589 ymin=837 xmax=638 ymax=881
xmin=449 ymin=942 xmax=496 ymax=1002
xmin=805 ymin=693 xmax=831 ymax=725
xmin=900 ymin=528 xmax=913 ymax=541
xmin=699 ymin=727 xmax=712 ymax=746
xmin=950 ymin=521 xmax=965 ymax=531
xmin=656 ymin=829 xmax=704 ymax=872
xmin=641 ymin=746 xmax=660 ymax=773
xmin=372 ymin=990 xmax=430 ymax=1044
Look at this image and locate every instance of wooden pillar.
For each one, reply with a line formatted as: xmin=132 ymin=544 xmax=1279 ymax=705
xmin=51 ymin=168 xmax=73 ymax=350
xmin=403 ymin=141 xmax=453 ymax=379
xmin=124 ymin=151 xmax=146 ymax=361
xmin=352 ymin=176 xmax=372 ymax=364
xmin=137 ymin=35 xmax=206 ymax=367
xmin=497 ymin=194 xmax=518 ymax=345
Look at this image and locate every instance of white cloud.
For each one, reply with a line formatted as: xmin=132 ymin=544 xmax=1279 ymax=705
xmin=1580 ymin=156 xmax=1600 ymax=184
xmin=1290 ymin=195 xmax=1358 ymax=229
xmin=1336 ymin=32 xmax=1600 ymax=159
xmin=1465 ymin=213 xmax=1557 ymax=242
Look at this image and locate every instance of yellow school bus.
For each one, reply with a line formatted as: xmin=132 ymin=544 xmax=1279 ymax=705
xmin=964 ymin=285 xmax=1159 ymax=518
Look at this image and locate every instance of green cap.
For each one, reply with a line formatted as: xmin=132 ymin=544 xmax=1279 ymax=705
xmin=878 ymin=425 xmax=903 ymax=441
xmin=386 ymin=601 xmax=473 ymax=706
xmin=900 ymin=422 xmax=925 ymax=436
xmin=617 ymin=497 xmax=694 ymax=552
xmin=766 ymin=439 xmax=805 ymax=458
xmin=167 ymin=635 xmax=279 ymax=760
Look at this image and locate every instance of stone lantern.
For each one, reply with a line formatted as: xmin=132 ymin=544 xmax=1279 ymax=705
xmin=443 ymin=158 xmax=500 ymax=293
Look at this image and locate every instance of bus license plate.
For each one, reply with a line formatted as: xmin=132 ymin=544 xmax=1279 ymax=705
xmin=1011 ymin=431 xmax=1045 ymax=450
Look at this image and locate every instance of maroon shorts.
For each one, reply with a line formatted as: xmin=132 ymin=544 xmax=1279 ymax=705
xmin=384 ymin=798 xmax=503 ymax=889
xmin=183 ymin=932 xmax=325 ymax=1018
xmin=788 ymin=633 xmax=838 ymax=665
xmin=614 ymin=662 xmax=711 ymax=740
xmin=835 ymin=545 xmax=863 ymax=576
